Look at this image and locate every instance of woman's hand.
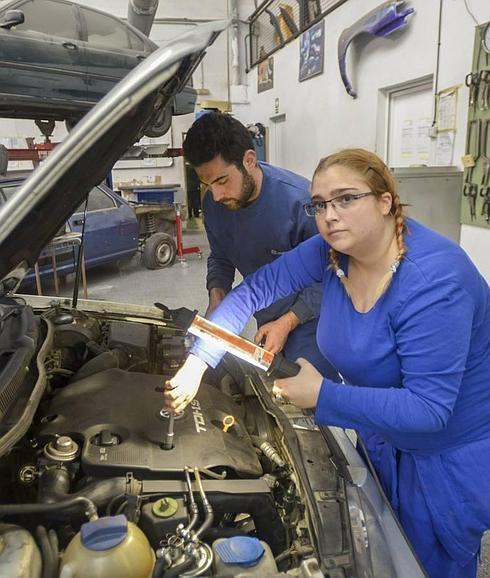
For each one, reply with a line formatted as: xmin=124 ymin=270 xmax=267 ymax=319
xmin=272 ymin=358 xmax=323 ymax=408
xmin=163 ymin=354 xmax=209 ymax=413
xmin=254 ymin=311 xmax=300 ymax=354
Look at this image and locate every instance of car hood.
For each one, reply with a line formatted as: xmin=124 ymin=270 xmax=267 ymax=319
xmin=0 ymin=20 xmax=228 ymax=294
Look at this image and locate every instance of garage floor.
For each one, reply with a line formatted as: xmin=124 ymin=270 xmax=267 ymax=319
xmin=28 ymin=224 xmax=255 ymax=337
xmin=68 ymin=227 xmax=210 ymax=313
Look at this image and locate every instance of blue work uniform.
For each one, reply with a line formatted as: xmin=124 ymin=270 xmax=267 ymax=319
xmin=193 ymin=219 xmax=490 ymax=578
xmin=203 ymin=161 xmax=337 ymax=379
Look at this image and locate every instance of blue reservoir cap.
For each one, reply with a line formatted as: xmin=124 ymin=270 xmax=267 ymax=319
xmin=215 ymin=536 xmax=265 ymax=566
xmin=81 ymin=515 xmax=128 ymax=551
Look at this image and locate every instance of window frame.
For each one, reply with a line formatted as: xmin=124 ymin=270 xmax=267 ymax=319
xmin=13 ymin=0 xmax=82 ymax=42
xmin=78 ymin=4 xmax=149 ymax=53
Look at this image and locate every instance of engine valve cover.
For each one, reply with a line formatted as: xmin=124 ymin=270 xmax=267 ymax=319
xmin=38 ymin=369 xmax=262 ymax=478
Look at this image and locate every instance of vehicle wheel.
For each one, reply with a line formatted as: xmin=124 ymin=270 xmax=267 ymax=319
xmin=65 ymin=118 xmax=81 ymax=132
xmin=142 ymin=233 xmax=176 ymax=269
xmin=143 ymin=106 xmax=173 ymax=138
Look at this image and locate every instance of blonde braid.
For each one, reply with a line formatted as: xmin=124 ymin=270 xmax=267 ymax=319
xmin=329 ymin=247 xmax=351 ymax=296
xmin=373 ymin=191 xmax=408 ymax=300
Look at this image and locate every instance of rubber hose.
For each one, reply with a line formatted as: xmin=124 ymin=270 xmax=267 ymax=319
xmin=39 ymin=468 xmax=126 ymax=510
xmin=35 ymin=526 xmax=56 ymax=578
xmin=48 ymin=529 xmax=60 ymax=576
xmin=0 ymin=496 xmax=97 ymax=519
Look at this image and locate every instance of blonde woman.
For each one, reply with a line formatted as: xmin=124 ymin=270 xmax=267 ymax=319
xmin=164 ymin=149 xmax=490 ymax=578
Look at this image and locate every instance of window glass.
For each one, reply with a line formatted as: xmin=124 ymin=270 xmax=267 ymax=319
xmin=127 ymin=29 xmax=146 ymax=52
xmin=0 ymin=182 xmax=22 ymax=203
xmin=82 ymin=7 xmax=131 ymax=50
xmin=16 ymin=0 xmax=79 ymax=40
xmin=75 ymin=187 xmax=115 ymax=213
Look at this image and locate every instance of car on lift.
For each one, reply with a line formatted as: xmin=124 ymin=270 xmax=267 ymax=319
xmin=0 ymin=21 xmax=426 ymax=578
xmin=0 ymin=176 xmax=177 ymax=283
xmin=0 ymin=0 xmax=196 ymax=136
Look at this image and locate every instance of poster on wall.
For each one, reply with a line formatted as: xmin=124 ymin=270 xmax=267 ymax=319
xmin=299 ymin=20 xmax=325 ymax=82
xmin=257 ymin=57 xmax=274 ymax=93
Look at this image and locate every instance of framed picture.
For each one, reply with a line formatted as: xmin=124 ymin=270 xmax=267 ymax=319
xmin=257 ymin=56 xmax=274 ymax=93
xmin=299 ymin=20 xmax=325 ymax=82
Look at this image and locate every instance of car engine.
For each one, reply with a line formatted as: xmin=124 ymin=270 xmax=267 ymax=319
xmin=0 ymin=299 xmax=320 ymax=578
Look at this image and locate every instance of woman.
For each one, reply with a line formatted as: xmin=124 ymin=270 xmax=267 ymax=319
xmin=164 ymin=149 xmax=490 ymax=578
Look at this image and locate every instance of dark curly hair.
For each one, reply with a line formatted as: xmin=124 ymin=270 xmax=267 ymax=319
xmin=183 ymin=112 xmax=254 ymax=169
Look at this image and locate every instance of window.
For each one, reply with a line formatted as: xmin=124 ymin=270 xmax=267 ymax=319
xmin=0 ymin=182 xmax=22 ymax=204
xmin=75 ymin=187 xmax=116 ymax=213
xmin=82 ymin=7 xmax=135 ymax=51
xmin=15 ymin=0 xmax=79 ymax=40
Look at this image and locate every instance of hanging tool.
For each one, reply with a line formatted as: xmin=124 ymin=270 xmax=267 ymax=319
xmin=464 ymin=182 xmax=478 ymax=221
xmin=155 ymin=303 xmax=300 ymax=379
xmin=481 ymin=187 xmax=490 ymax=223
xmin=478 ymin=69 xmax=489 ymax=112
xmin=466 ymin=72 xmax=480 ymax=112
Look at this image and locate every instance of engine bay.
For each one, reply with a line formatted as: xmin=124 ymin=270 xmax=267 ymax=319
xmin=0 ymin=297 xmax=336 ymax=578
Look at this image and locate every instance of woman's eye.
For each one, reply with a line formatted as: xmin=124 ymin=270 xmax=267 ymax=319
xmin=339 ymin=194 xmax=354 ymax=205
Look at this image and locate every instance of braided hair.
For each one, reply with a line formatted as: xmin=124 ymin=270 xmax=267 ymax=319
xmin=313 ymin=149 xmax=407 ymax=300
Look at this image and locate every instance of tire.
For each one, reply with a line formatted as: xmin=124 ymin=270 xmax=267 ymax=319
xmin=142 ymin=233 xmax=176 ymax=269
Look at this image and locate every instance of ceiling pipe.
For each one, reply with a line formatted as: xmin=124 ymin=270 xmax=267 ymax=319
xmin=127 ymin=0 xmax=159 ymax=36
xmin=229 ymin=0 xmax=241 ymax=86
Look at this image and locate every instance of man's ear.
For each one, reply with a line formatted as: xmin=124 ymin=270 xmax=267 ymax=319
xmin=243 ymin=149 xmax=257 ymax=171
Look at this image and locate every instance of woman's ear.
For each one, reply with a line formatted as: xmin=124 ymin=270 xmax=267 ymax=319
xmin=378 ymin=191 xmax=393 ymax=216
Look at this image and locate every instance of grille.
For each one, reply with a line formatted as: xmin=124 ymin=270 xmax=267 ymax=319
xmin=249 ymin=0 xmax=347 ymax=68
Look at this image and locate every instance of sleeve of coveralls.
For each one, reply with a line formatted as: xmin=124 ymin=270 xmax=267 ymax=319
xmin=191 ymin=235 xmax=327 ymax=367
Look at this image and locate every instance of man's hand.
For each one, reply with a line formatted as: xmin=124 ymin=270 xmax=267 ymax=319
xmin=205 ymin=287 xmax=226 ymax=318
xmin=272 ymin=358 xmax=322 ymax=408
xmin=163 ymin=354 xmax=209 ymax=413
xmin=254 ymin=311 xmax=300 ymax=354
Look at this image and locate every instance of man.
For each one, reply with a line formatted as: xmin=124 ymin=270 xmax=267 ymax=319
xmin=182 ymin=112 xmax=337 ymax=380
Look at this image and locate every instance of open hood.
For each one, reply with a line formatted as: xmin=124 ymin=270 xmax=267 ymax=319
xmin=0 ymin=20 xmax=228 ymax=294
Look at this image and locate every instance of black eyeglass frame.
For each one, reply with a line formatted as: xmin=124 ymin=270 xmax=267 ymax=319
xmin=303 ymin=192 xmax=376 ymax=217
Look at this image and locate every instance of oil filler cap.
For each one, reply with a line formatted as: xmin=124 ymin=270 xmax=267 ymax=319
xmin=215 ymin=536 xmax=264 ymax=566
xmin=81 ymin=515 xmax=128 ymax=551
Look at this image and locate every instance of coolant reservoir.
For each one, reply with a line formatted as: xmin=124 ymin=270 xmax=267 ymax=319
xmin=59 ymin=515 xmax=154 ymax=578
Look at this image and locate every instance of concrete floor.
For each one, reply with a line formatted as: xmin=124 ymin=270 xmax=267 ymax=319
xmin=64 ymin=226 xmax=210 ymax=313
xmin=32 ymin=222 xmax=255 ymax=338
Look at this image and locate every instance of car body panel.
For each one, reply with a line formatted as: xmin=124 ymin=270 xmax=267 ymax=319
xmin=0 ymin=0 xmax=88 ymax=107
xmin=68 ymin=184 xmax=138 ymax=267
xmin=0 ymin=0 xmax=195 ymax=123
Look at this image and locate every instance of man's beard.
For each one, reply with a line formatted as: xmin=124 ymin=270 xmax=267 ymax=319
xmin=222 ymin=171 xmax=256 ymax=210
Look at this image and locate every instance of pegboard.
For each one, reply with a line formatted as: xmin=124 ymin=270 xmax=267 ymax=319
xmin=460 ymin=21 xmax=490 ymax=229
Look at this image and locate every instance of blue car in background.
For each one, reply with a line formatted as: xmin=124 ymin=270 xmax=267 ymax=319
xmin=0 ymin=177 xmax=138 ymax=284
xmin=0 ymin=176 xmax=177 ymax=283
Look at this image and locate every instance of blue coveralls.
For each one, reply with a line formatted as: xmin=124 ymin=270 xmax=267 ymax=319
xmin=203 ymin=161 xmax=337 ymax=379
xmin=193 ymin=219 xmax=490 ymax=578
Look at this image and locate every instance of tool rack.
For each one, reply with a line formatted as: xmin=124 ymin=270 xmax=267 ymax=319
xmin=461 ymin=21 xmax=490 ymax=228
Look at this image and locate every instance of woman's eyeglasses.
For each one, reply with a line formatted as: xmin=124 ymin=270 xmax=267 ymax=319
xmin=303 ymin=192 xmax=375 ymax=217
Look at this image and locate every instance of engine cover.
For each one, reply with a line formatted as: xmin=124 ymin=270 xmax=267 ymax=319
xmin=37 ymin=368 xmax=262 ymax=478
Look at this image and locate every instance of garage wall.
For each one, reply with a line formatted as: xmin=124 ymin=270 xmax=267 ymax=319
xmin=232 ymin=0 xmax=490 ymax=281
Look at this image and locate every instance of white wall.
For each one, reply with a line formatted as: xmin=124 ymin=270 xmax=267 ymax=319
xmin=1 ymin=0 xmax=488 ymax=276
xmin=233 ymin=0 xmax=490 ymax=280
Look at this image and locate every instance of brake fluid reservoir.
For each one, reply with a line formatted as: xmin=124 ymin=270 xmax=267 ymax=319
xmin=59 ymin=515 xmax=155 ymax=578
